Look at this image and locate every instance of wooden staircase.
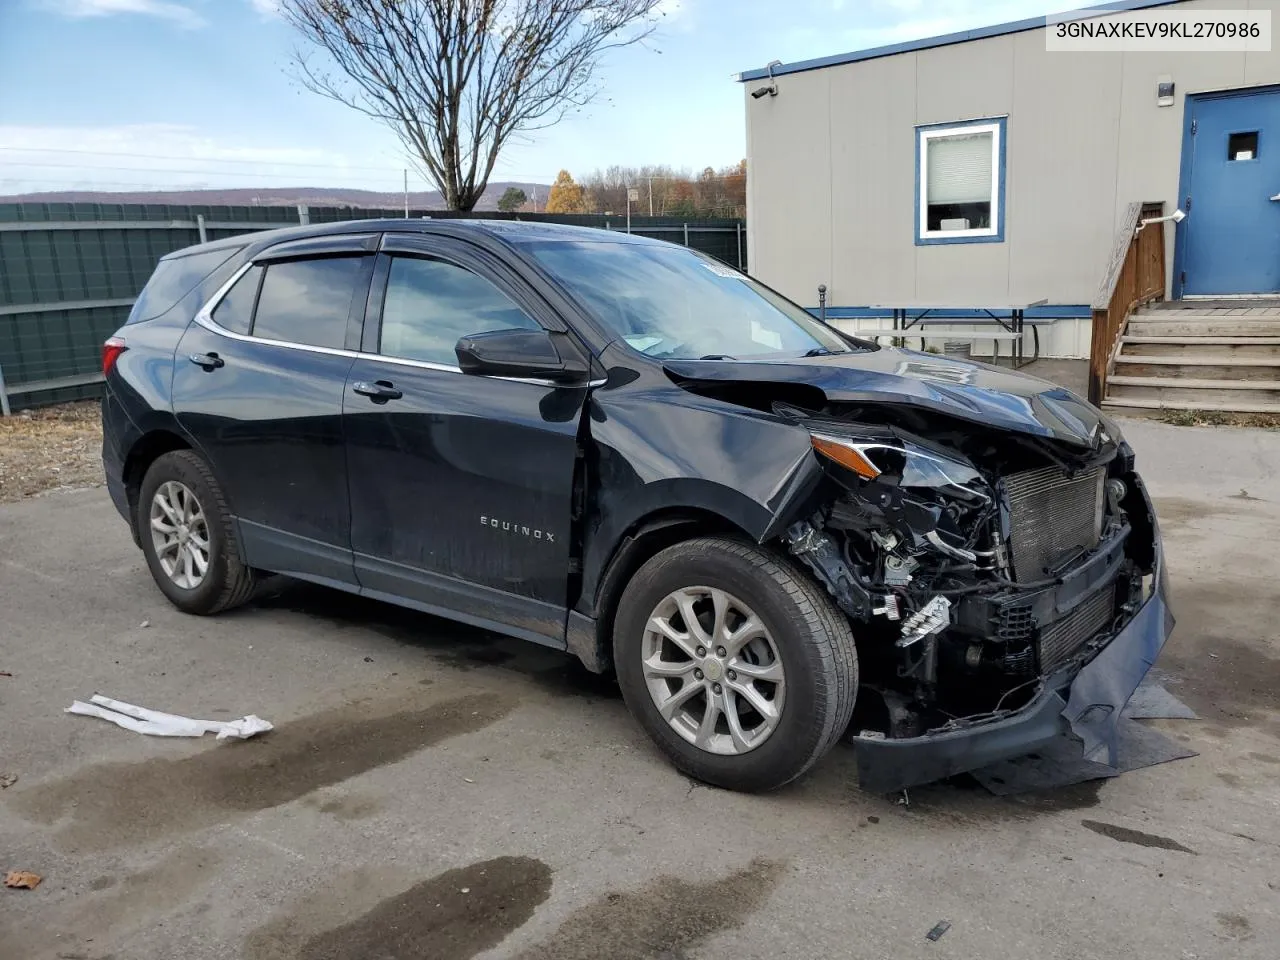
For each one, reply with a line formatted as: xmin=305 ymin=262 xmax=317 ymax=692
xmin=1102 ymin=303 xmax=1280 ymax=414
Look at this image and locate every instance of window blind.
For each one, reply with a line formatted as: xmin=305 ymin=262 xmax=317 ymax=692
xmin=926 ymin=132 xmax=994 ymax=205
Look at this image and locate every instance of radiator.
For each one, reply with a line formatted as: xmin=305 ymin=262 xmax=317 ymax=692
xmin=1005 ymin=466 xmax=1105 ymax=582
xmin=1038 ymin=585 xmax=1117 ymax=672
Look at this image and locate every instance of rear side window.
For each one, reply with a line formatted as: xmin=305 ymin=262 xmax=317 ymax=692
xmin=380 ymin=256 xmax=540 ymax=365
xmin=211 ymin=265 xmax=262 ymax=335
xmin=129 ymin=247 xmax=240 ymax=323
xmin=252 ymin=257 xmax=364 ymax=350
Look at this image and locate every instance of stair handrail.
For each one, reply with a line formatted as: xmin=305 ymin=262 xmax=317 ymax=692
xmin=1089 ymin=201 xmax=1166 ymax=404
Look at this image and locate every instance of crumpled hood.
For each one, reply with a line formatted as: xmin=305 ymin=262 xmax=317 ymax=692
xmin=662 ymin=346 xmax=1117 ymax=449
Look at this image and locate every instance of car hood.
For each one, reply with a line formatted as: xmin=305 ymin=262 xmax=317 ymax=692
xmin=661 ymin=347 xmax=1116 ymax=449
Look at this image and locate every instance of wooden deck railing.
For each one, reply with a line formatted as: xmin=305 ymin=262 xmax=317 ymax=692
xmin=1088 ymin=202 xmax=1166 ymax=404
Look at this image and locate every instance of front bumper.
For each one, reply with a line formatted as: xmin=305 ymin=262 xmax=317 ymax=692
xmin=853 ymin=513 xmax=1173 ymax=794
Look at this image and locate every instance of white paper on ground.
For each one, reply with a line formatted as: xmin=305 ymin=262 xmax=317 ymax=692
xmin=66 ymin=694 xmax=273 ymax=740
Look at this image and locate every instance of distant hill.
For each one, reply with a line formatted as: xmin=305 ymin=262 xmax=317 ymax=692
xmin=0 ymin=182 xmax=547 ymax=212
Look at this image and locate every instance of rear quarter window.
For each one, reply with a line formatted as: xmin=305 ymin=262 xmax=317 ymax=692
xmin=128 ymin=247 xmax=241 ymax=323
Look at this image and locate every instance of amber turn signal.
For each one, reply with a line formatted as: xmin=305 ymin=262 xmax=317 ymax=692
xmin=810 ymin=435 xmax=881 ymax=479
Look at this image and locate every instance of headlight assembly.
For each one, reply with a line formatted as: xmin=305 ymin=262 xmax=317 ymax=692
xmin=808 ymin=431 xmax=985 ymax=494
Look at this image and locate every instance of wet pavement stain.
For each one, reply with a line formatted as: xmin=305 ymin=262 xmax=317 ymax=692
xmin=10 ymin=692 xmax=516 ymax=850
xmin=1080 ymin=820 xmax=1196 ymax=854
xmin=246 ymin=857 xmax=552 ymax=960
xmin=513 ymin=857 xmax=785 ymax=960
xmin=1155 ymin=581 xmax=1280 ymax=723
xmin=1215 ymin=912 xmax=1254 ymax=939
xmin=306 ymin=793 xmax=384 ymax=821
xmin=1004 ymin=778 xmax=1104 ymax=811
xmin=1152 ymin=497 xmax=1244 ymax=531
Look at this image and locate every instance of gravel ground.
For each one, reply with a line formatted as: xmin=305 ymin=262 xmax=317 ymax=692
xmin=0 ymin=402 xmax=104 ymax=503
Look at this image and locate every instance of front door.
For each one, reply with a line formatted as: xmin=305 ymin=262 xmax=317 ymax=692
xmin=343 ymin=239 xmax=590 ymax=646
xmin=173 ymin=242 xmax=375 ymax=586
xmin=1182 ymin=87 xmax=1280 ymax=296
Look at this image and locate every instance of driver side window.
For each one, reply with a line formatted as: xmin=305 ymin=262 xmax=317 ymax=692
xmin=379 ymin=255 xmax=540 ymax=366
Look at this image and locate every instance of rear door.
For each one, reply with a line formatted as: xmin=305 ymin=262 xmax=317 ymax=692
xmin=343 ymin=236 xmax=589 ymax=646
xmin=172 ymin=234 xmax=376 ymax=586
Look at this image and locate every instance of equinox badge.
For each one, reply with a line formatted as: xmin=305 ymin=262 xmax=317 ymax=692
xmin=480 ymin=516 xmax=555 ymax=543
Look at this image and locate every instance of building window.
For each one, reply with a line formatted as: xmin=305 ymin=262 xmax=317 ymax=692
xmin=916 ymin=118 xmax=1006 ymax=244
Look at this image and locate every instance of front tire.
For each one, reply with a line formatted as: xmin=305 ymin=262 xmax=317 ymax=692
xmin=614 ymin=537 xmax=858 ymax=792
xmin=136 ymin=450 xmax=257 ymax=615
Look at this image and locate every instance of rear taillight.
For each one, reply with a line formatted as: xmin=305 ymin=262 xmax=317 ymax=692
xmin=103 ymin=337 xmax=127 ymax=375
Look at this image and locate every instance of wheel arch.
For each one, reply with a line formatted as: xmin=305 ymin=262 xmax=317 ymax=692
xmin=123 ymin=429 xmax=192 ymax=517
xmin=569 ymin=505 xmax=760 ymax=674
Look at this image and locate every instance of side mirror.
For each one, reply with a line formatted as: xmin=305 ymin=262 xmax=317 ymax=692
xmin=455 ymin=328 xmax=588 ymax=384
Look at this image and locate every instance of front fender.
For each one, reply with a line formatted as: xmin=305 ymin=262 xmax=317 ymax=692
xmin=577 ymin=374 xmax=825 ymax=613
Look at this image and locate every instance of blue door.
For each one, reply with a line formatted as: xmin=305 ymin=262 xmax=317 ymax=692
xmin=1182 ymin=87 xmax=1280 ymax=296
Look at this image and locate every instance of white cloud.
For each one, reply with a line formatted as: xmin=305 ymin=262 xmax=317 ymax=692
xmin=0 ymin=124 xmax=409 ymax=195
xmin=246 ymin=0 xmax=280 ymax=16
xmin=45 ymin=0 xmax=208 ymax=29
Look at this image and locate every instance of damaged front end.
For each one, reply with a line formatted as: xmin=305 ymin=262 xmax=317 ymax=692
xmin=779 ymin=406 xmax=1171 ymax=793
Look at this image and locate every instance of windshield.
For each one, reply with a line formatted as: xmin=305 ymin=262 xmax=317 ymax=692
xmin=522 ymin=240 xmax=856 ymax=360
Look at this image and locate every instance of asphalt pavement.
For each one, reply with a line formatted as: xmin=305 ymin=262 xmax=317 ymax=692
xmin=1 ymin=418 xmax=1277 ymax=959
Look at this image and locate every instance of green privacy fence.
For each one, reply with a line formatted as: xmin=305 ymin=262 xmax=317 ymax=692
xmin=0 ymin=203 xmax=747 ymax=412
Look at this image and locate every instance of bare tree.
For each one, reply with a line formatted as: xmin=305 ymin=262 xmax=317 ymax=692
xmin=281 ymin=0 xmax=664 ymax=210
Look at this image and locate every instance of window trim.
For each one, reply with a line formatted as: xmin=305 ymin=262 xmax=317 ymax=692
xmin=193 ymin=257 xmax=599 ymax=387
xmin=915 ymin=116 xmax=1007 ymax=246
xmin=195 ymin=255 xmax=373 ymax=354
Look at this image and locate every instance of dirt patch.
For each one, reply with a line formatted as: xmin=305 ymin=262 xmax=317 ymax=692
xmin=1080 ymin=820 xmax=1195 ymax=853
xmin=1159 ymin=409 xmax=1280 ymax=429
xmin=10 ymin=692 xmax=517 ymax=850
xmin=0 ymin=401 xmax=103 ymax=502
xmin=514 ymin=857 xmax=785 ymax=960
xmin=248 ymin=857 xmax=553 ymax=960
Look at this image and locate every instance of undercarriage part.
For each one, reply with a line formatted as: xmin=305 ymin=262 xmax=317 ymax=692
xmin=896 ymin=596 xmax=951 ymax=648
xmin=785 ymin=521 xmax=872 ymax=620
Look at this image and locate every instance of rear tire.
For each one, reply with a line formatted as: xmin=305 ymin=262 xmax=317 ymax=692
xmin=136 ymin=450 xmax=257 ymax=615
xmin=614 ymin=536 xmax=857 ymax=792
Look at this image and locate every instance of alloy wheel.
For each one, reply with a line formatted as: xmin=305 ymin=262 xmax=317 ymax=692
xmin=149 ymin=480 xmax=210 ymax=590
xmin=641 ymin=586 xmax=787 ymax=755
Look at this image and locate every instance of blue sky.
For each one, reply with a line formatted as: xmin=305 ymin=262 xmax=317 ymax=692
xmin=0 ymin=0 xmax=1065 ymax=195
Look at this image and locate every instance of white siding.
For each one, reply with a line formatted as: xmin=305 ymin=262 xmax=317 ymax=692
xmin=744 ymin=0 xmax=1280 ymax=358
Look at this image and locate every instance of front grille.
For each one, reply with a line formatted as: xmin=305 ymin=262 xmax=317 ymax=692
xmin=1005 ymin=466 xmax=1105 ymax=581
xmin=1038 ymin=585 xmax=1116 ymax=672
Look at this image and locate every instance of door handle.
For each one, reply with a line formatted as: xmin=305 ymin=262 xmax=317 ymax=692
xmin=352 ymin=379 xmax=402 ymax=402
xmin=188 ymin=352 xmax=224 ymax=371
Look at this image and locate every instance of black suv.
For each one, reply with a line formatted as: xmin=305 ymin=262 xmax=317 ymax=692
xmin=102 ymin=219 xmax=1171 ymax=793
